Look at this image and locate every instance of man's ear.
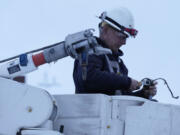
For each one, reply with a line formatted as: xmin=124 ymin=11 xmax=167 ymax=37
xmin=101 ymin=25 xmax=109 ymax=35
xmin=99 ymin=22 xmax=109 ymax=34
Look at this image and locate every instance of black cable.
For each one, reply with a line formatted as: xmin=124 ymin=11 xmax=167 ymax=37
xmin=0 ymin=41 xmax=64 ymax=63
xmin=152 ymin=78 xmax=179 ymax=99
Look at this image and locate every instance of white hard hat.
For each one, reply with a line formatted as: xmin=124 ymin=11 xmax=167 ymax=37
xmin=99 ymin=7 xmax=138 ymax=37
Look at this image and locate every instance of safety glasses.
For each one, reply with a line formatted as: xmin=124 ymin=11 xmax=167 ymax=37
xmin=124 ymin=27 xmax=138 ymax=38
xmin=109 ymin=25 xmax=129 ymax=38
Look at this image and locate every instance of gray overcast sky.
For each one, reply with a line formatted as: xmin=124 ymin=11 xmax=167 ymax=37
xmin=0 ymin=0 xmax=180 ymax=105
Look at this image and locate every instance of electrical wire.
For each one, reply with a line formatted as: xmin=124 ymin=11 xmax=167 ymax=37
xmin=152 ymin=78 xmax=179 ymax=99
xmin=141 ymin=78 xmax=179 ymax=99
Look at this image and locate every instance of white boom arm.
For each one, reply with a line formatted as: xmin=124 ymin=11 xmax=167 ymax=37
xmin=0 ymin=29 xmax=111 ymax=79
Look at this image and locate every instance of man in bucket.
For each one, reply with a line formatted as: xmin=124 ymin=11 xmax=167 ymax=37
xmin=73 ymin=7 xmax=157 ymax=99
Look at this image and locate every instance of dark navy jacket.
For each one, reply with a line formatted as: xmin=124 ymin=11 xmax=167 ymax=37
xmin=73 ymin=38 xmax=145 ymax=97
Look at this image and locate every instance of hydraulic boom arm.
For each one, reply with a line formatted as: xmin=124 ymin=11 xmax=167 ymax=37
xmin=0 ymin=29 xmax=111 ymax=79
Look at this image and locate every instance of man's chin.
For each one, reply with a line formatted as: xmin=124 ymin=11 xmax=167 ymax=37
xmin=122 ymin=40 xmax=126 ymax=45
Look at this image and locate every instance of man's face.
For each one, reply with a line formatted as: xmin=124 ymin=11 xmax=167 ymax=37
xmin=102 ymin=25 xmax=128 ymax=52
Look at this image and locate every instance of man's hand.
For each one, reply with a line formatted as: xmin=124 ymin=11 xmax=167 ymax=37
xmin=129 ymin=78 xmax=141 ymax=91
xmin=143 ymin=81 xmax=158 ymax=98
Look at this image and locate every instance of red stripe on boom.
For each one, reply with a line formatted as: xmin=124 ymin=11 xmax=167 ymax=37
xmin=32 ymin=52 xmax=46 ymax=67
